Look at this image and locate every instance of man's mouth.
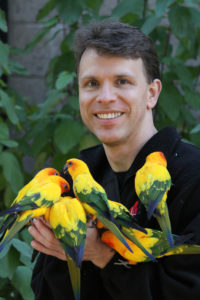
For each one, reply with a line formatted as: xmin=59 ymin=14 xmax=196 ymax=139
xmin=96 ymin=112 xmax=123 ymax=119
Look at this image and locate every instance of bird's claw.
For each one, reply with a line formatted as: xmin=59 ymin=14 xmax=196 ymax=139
xmin=114 ymin=259 xmax=131 ymax=268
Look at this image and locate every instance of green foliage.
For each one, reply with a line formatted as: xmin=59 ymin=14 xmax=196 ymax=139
xmin=0 ymin=0 xmax=200 ymax=299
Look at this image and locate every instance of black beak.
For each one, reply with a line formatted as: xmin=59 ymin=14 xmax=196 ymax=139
xmin=63 ymin=163 xmax=68 ymax=174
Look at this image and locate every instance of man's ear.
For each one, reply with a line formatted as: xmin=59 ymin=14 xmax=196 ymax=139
xmin=147 ymin=79 xmax=162 ymax=110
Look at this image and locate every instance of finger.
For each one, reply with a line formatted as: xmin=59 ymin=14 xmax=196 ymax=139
xmin=30 ymin=239 xmax=66 ymax=261
xmin=28 ymin=220 xmax=60 ymax=251
xmin=32 ymin=218 xmax=55 ymax=243
xmin=37 ymin=216 xmax=52 ymax=228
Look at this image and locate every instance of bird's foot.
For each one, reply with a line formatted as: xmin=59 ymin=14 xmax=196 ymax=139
xmin=114 ymin=259 xmax=131 ymax=268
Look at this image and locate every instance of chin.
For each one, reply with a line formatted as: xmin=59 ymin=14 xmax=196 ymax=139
xmin=98 ymin=136 xmax=123 ymax=147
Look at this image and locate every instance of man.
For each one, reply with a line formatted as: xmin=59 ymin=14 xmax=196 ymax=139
xmin=29 ymin=20 xmax=200 ymax=299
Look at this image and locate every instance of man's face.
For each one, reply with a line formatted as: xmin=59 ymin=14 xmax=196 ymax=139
xmin=78 ymin=48 xmax=156 ymax=147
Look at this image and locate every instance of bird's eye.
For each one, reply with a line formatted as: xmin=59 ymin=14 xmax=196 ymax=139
xmin=64 ymin=184 xmax=68 ymax=189
xmin=54 ymin=172 xmax=59 ymax=176
xmin=68 ymin=161 xmax=73 ymax=166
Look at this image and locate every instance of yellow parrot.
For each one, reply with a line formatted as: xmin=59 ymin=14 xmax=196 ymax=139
xmin=63 ymin=158 xmax=133 ymax=253
xmin=101 ymin=228 xmax=200 ymax=265
xmin=135 ymin=152 xmax=173 ymax=247
xmin=49 ymin=196 xmax=87 ymax=300
xmin=0 ymin=169 xmax=70 ymax=251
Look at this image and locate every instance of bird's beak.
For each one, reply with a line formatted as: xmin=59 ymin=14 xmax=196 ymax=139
xmin=63 ymin=163 xmax=68 ymax=174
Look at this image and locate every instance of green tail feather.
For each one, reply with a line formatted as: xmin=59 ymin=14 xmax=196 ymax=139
xmin=155 ymin=205 xmax=174 ymax=247
xmin=165 ymin=244 xmax=200 ymax=257
xmin=67 ymin=255 xmax=81 ymax=300
xmin=97 ymin=214 xmax=133 ymax=253
xmin=122 ymin=227 xmax=157 ymax=262
xmin=0 ymin=215 xmax=32 ymax=251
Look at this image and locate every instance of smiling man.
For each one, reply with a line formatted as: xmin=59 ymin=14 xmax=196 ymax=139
xmin=30 ymin=20 xmax=200 ymax=300
xmin=78 ymin=48 xmax=161 ymax=171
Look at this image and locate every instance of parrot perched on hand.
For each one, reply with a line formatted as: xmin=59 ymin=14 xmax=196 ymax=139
xmin=135 ymin=152 xmax=173 ymax=247
xmin=63 ymin=158 xmax=133 ymax=253
xmin=101 ymin=228 xmax=200 ymax=265
xmin=49 ymin=196 xmax=87 ymax=300
xmin=97 ymin=200 xmax=156 ymax=262
xmin=0 ymin=168 xmax=70 ymax=251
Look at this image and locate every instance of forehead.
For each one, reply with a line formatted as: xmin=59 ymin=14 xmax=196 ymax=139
xmin=78 ymin=48 xmax=146 ymax=80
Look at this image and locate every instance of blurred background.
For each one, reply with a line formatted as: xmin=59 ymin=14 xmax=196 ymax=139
xmin=0 ymin=0 xmax=200 ymax=299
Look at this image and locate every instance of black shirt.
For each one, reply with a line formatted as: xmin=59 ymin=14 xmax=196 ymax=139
xmin=31 ymin=126 xmax=200 ymax=300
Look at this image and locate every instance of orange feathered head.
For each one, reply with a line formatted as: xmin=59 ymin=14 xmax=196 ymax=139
xmin=35 ymin=168 xmax=60 ymax=179
xmin=63 ymin=158 xmax=89 ymax=180
xmin=146 ymin=152 xmax=167 ymax=167
xmin=48 ymin=175 xmax=70 ymax=194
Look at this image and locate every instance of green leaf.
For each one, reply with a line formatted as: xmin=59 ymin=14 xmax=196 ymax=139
xmin=168 ymin=5 xmax=193 ymax=39
xmin=12 ymin=239 xmax=33 ymax=259
xmin=85 ymin=0 xmax=102 ymax=13
xmin=0 ymin=9 xmax=7 ymax=32
xmin=54 ymin=119 xmax=85 ymax=154
xmin=158 ymin=85 xmax=182 ymax=121
xmin=25 ymin=27 xmax=51 ymax=53
xmin=0 ymin=151 xmax=24 ymax=193
xmin=0 ymin=79 xmax=7 ymax=88
xmin=44 ymin=16 xmax=59 ymax=28
xmin=180 ymin=106 xmax=195 ymax=126
xmin=0 ymin=242 xmax=12 ymax=260
xmin=0 ymin=119 xmax=9 ymax=141
xmin=141 ymin=15 xmax=162 ymax=35
xmin=112 ymin=0 xmax=144 ymax=18
xmin=184 ymin=90 xmax=200 ymax=109
xmin=0 ymin=41 xmax=10 ymax=74
xmin=68 ymin=95 xmax=80 ymax=111
xmin=9 ymin=59 xmax=29 ymax=76
xmin=31 ymin=89 xmax=66 ymax=120
xmin=36 ymin=0 xmax=56 ymax=21
xmin=191 ymin=124 xmax=200 ymax=134
xmin=12 ymin=239 xmax=34 ymax=267
xmin=0 ymin=90 xmax=19 ymax=125
xmin=0 ymin=247 xmax=20 ymax=279
xmin=55 ymin=0 xmax=84 ymax=25
xmin=184 ymin=0 xmax=200 ymax=7
xmin=32 ymin=125 xmax=53 ymax=156
xmin=189 ymin=7 xmax=200 ymax=27
xmin=12 ymin=266 xmax=34 ymax=300
xmin=0 ymin=140 xmax=18 ymax=148
xmin=173 ymin=64 xmax=193 ymax=89
xmin=55 ymin=71 xmax=76 ymax=90
xmin=155 ymin=0 xmax=175 ymax=17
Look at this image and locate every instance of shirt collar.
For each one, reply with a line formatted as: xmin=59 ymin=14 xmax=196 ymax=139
xmin=80 ymin=126 xmax=181 ymax=183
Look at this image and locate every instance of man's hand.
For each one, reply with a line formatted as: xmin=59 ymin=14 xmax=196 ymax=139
xmin=83 ymin=224 xmax=115 ymax=268
xmin=29 ymin=218 xmax=115 ymax=268
xmin=28 ymin=218 xmax=66 ymax=261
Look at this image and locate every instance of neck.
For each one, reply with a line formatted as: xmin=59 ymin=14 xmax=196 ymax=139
xmin=103 ymin=126 xmax=157 ymax=172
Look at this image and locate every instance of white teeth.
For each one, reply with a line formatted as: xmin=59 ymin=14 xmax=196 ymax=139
xmin=97 ymin=112 xmax=122 ymax=119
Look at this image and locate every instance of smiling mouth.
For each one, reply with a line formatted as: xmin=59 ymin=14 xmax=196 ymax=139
xmin=96 ymin=112 xmax=123 ymax=119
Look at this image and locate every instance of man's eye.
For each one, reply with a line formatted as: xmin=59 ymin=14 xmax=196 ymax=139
xmin=117 ymin=79 xmax=129 ymax=85
xmin=87 ymin=80 xmax=98 ymax=87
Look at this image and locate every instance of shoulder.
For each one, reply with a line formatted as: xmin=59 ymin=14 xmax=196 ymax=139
xmin=167 ymin=139 xmax=200 ymax=207
xmin=168 ymin=139 xmax=200 ymax=178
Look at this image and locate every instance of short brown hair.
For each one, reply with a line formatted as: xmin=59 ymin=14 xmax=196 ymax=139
xmin=73 ymin=19 xmax=160 ymax=83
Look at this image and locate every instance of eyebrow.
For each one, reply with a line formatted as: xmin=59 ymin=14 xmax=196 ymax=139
xmin=115 ymin=73 xmax=136 ymax=80
xmin=79 ymin=73 xmax=136 ymax=82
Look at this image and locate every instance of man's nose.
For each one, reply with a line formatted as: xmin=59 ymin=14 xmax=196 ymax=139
xmin=96 ymin=82 xmax=117 ymax=104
